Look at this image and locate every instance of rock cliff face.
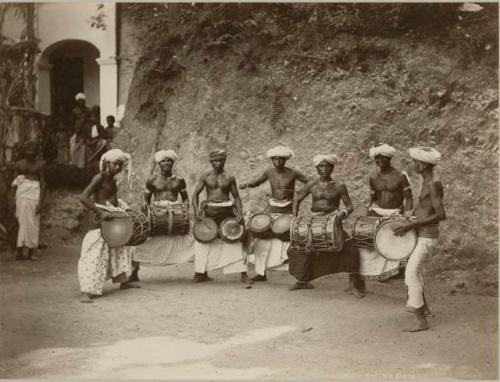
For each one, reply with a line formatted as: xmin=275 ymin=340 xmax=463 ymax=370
xmin=46 ymin=4 xmax=499 ymax=295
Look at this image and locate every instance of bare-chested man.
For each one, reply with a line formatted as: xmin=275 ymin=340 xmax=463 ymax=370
xmin=239 ymin=145 xmax=308 ymax=281
xmin=394 ymin=147 xmax=445 ymax=332
xmin=357 ymin=144 xmax=414 ymax=286
xmin=78 ymin=148 xmax=139 ymax=303
xmin=9 ymin=141 xmax=46 ymax=261
xmin=192 ymin=149 xmax=251 ymax=285
xmin=131 ymin=150 xmax=194 ymax=278
xmin=289 ymin=154 xmax=364 ymax=296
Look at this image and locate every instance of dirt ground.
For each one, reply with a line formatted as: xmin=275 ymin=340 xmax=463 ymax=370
xmin=0 ymin=245 xmax=497 ymax=380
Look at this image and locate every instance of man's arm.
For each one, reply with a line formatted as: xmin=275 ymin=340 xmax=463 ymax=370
xmin=79 ymin=174 xmax=105 ymax=217
xmin=401 ymin=173 xmax=413 ymax=214
xmin=239 ymin=171 xmax=268 ymax=189
xmin=294 ymin=169 xmax=309 ymax=184
xmin=368 ymin=175 xmax=377 ymax=206
xmin=230 ymin=176 xmax=243 ymax=222
xmin=36 ymin=161 xmax=46 ymax=214
xmin=179 ymin=178 xmax=189 ymax=206
xmin=293 ymin=181 xmax=313 ymax=217
xmin=339 ymin=183 xmax=354 ymax=219
xmin=142 ymin=176 xmax=155 ymax=210
xmin=192 ymin=174 xmax=206 ymax=221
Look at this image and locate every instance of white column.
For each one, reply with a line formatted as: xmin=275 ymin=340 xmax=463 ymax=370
xmin=96 ymin=57 xmax=118 ymax=125
xmin=36 ymin=62 xmax=52 ymax=114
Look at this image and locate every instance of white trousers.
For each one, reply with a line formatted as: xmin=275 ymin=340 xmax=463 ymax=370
xmin=405 ymin=237 xmax=437 ymax=309
xmin=194 ymin=239 xmax=247 ymax=274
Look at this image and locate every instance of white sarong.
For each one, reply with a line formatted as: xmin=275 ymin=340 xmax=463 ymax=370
xmin=359 ymin=206 xmax=404 ymax=281
xmin=252 ymin=238 xmax=290 ymax=275
xmin=12 ymin=176 xmax=40 ymax=249
xmin=133 ymin=200 xmax=194 ymax=266
xmin=194 ymin=239 xmax=247 ymax=274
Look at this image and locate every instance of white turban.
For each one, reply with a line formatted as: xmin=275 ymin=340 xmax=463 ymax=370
xmin=154 ymin=150 xmax=178 ymax=163
xmin=408 ymin=147 xmax=441 ymax=165
xmin=313 ymin=154 xmax=338 ymax=167
xmin=266 ymin=145 xmax=294 ymax=159
xmin=100 ymin=149 xmax=132 ymax=186
xmin=369 ymin=144 xmax=396 ymax=160
xmin=75 ymin=93 xmax=86 ymax=101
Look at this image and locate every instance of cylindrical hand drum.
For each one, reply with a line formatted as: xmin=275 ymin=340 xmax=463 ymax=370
xmin=101 ymin=210 xmax=150 ymax=247
xmin=149 ymin=206 xmax=171 ymax=236
xmin=271 ymin=213 xmax=293 ymax=241
xmin=248 ymin=212 xmax=273 ymax=238
xmin=290 ymin=216 xmax=311 ymax=250
xmin=169 ymin=204 xmax=190 ymax=235
xmin=310 ymin=212 xmax=344 ymax=253
xmin=193 ymin=218 xmax=219 ymax=243
xmin=375 ymin=218 xmax=417 ymax=261
xmin=219 ymin=217 xmax=245 ymax=243
xmin=351 ymin=216 xmax=381 ymax=248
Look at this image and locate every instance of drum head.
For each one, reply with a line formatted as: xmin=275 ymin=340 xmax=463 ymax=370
xmin=193 ymin=218 xmax=219 ymax=243
xmin=219 ymin=218 xmax=245 ymax=243
xmin=101 ymin=212 xmax=133 ymax=247
xmin=375 ymin=220 xmax=417 ymax=261
xmin=271 ymin=214 xmax=293 ymax=234
xmin=249 ymin=213 xmax=272 ymax=233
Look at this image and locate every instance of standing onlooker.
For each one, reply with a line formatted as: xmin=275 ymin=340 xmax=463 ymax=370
xmin=71 ymin=93 xmax=89 ymax=169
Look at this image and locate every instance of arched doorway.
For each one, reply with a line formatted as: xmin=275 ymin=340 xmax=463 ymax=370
xmin=38 ymin=40 xmax=100 ymax=116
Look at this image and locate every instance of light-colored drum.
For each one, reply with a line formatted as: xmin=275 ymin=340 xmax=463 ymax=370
xmin=291 ymin=212 xmax=344 ymax=253
xmin=193 ymin=218 xmax=219 ymax=243
xmin=248 ymin=212 xmax=273 ymax=235
xmin=219 ymin=217 xmax=245 ymax=243
xmin=101 ymin=210 xmax=150 ymax=247
xmin=375 ymin=218 xmax=417 ymax=261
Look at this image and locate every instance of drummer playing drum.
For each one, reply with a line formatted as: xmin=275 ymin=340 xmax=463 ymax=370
xmin=192 ymin=149 xmax=252 ymax=285
xmin=394 ymin=147 xmax=445 ymax=332
xmin=78 ymin=149 xmax=139 ymax=303
xmin=131 ymin=150 xmax=194 ymax=280
xmin=288 ymin=154 xmax=364 ymax=296
xmin=239 ymin=145 xmax=309 ymax=281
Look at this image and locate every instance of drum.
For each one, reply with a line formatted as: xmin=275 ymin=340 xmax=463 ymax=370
xmin=248 ymin=212 xmax=273 ymax=238
xmin=149 ymin=204 xmax=190 ymax=236
xmin=375 ymin=218 xmax=417 ymax=261
xmin=218 ymin=217 xmax=245 ymax=243
xmin=193 ymin=218 xmax=219 ymax=243
xmin=351 ymin=216 xmax=381 ymax=248
xmin=291 ymin=212 xmax=344 ymax=253
xmin=271 ymin=213 xmax=293 ymax=241
xmin=101 ymin=210 xmax=150 ymax=247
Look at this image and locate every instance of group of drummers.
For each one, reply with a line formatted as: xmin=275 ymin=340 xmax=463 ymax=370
xmin=77 ymin=143 xmax=445 ymax=332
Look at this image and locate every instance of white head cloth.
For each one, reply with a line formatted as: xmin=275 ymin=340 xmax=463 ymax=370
xmin=313 ymin=154 xmax=338 ymax=167
xmin=154 ymin=150 xmax=178 ymax=163
xmin=75 ymin=93 xmax=86 ymax=101
xmin=369 ymin=144 xmax=396 ymax=160
xmin=100 ymin=149 xmax=133 ymax=186
xmin=408 ymin=147 xmax=441 ymax=165
xmin=266 ymin=145 xmax=295 ymax=159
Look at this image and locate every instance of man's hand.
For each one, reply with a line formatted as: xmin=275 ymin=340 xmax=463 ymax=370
xmin=35 ymin=203 xmax=43 ymax=215
xmin=141 ymin=204 xmax=149 ymax=214
xmin=339 ymin=210 xmax=348 ymax=220
xmin=403 ymin=210 xmax=413 ymax=219
xmin=393 ymin=223 xmax=413 ymax=237
xmin=238 ymin=183 xmax=248 ymax=190
xmin=99 ymin=211 xmax=113 ymax=222
xmin=236 ymin=214 xmax=244 ymax=224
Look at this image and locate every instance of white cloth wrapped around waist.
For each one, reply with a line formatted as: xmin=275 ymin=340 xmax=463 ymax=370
xmin=11 ymin=175 xmax=40 ymax=201
xmin=152 ymin=200 xmax=180 ymax=208
xmin=95 ymin=199 xmax=130 ymax=212
xmin=206 ymin=200 xmax=234 ymax=207
xmin=268 ymin=198 xmax=292 ymax=207
xmin=369 ymin=204 xmax=401 ymax=217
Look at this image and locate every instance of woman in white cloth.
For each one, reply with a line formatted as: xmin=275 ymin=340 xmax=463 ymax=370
xmin=394 ymin=147 xmax=445 ymax=332
xmin=77 ymin=148 xmax=139 ymax=303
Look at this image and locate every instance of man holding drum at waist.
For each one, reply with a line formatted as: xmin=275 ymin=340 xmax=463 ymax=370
xmin=288 ymin=154 xmax=364 ymax=296
xmin=394 ymin=147 xmax=445 ymax=332
xmin=131 ymin=149 xmax=194 ymax=280
xmin=192 ymin=149 xmax=252 ymax=285
xmin=356 ymin=144 xmax=414 ymax=287
xmin=239 ymin=145 xmax=309 ymax=281
xmin=78 ymin=149 xmax=139 ymax=303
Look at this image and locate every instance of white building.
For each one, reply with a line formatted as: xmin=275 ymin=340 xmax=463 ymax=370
xmin=2 ymin=3 xmax=119 ymax=124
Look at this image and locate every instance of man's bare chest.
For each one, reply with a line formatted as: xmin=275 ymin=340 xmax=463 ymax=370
xmin=373 ymin=174 xmax=401 ymax=192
